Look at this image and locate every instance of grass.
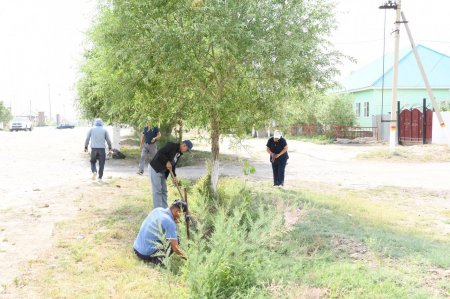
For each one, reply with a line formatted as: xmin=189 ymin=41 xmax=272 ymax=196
xmin=357 ymin=144 xmax=450 ymax=162
xmin=120 ymin=145 xmax=241 ymax=167
xmin=12 ymin=177 xmax=450 ymax=298
xmin=286 ymin=134 xmax=335 ymax=144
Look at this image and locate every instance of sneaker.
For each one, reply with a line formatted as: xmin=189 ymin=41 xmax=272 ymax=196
xmin=92 ymin=172 xmax=97 ymax=180
xmin=137 ymin=171 xmax=144 ymax=175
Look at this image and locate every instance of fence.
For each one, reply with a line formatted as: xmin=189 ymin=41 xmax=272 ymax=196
xmin=290 ymin=124 xmax=379 ymax=140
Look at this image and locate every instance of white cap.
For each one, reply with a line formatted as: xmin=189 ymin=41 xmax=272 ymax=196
xmin=273 ymin=131 xmax=282 ymax=138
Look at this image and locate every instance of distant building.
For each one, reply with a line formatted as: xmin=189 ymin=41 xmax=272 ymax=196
xmin=339 ymin=45 xmax=450 ymax=130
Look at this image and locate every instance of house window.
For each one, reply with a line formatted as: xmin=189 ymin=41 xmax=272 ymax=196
xmin=364 ymin=102 xmax=369 ymax=117
xmin=355 ymin=103 xmax=361 ymax=117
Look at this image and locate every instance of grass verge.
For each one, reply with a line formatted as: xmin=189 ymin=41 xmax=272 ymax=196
xmin=357 ymin=144 xmax=450 ymax=162
xmin=13 ymin=177 xmax=450 ymax=298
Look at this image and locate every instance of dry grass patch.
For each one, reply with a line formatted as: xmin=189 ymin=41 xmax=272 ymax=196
xmin=357 ymin=144 xmax=450 ymax=162
xmin=11 ymin=177 xmax=188 ymax=298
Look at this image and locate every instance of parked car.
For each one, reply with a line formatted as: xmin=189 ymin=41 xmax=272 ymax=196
xmin=57 ymin=123 xmax=75 ymax=129
xmin=9 ymin=117 xmax=33 ymax=131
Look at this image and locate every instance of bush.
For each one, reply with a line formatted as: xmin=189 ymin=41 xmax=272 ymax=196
xmin=179 ymin=177 xmax=285 ymax=298
xmin=184 ymin=207 xmax=284 ymax=299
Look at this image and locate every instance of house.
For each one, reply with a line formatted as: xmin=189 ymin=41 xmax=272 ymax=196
xmin=339 ymin=45 xmax=450 ymax=135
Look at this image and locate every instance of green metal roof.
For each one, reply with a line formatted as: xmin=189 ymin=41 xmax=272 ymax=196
xmin=340 ymin=45 xmax=450 ymax=92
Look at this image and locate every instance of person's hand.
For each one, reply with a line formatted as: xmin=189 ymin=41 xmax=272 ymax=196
xmin=84 ymin=147 xmax=88 ymax=153
xmin=270 ymin=153 xmax=276 ymax=163
xmin=166 ymin=161 xmax=172 ymax=170
xmin=151 ymin=137 xmax=156 ymax=144
xmin=172 ymin=176 xmax=178 ymax=185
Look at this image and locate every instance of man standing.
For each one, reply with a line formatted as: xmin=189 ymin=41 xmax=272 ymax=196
xmin=149 ymin=140 xmax=193 ymax=208
xmin=133 ymin=200 xmax=187 ymax=265
xmin=84 ymin=118 xmax=112 ymax=181
xmin=266 ymin=130 xmax=289 ymax=187
xmin=137 ymin=119 xmax=161 ymax=175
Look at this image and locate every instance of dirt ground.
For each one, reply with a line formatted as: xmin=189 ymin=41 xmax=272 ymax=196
xmin=1 ymin=127 xmax=450 ymax=293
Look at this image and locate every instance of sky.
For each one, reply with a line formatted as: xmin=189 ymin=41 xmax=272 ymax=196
xmin=0 ymin=0 xmax=449 ymax=121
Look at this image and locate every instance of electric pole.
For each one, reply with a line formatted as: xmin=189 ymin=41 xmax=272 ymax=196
xmin=379 ymin=0 xmax=401 ymax=152
xmin=390 ymin=0 xmax=401 ymax=152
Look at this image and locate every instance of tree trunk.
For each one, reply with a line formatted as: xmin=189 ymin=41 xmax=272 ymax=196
xmin=176 ymin=119 xmax=183 ymax=143
xmin=112 ymin=125 xmax=121 ymax=150
xmin=210 ymin=115 xmax=220 ymax=193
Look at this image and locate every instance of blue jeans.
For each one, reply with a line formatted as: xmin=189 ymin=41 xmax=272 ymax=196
xmin=150 ymin=166 xmax=168 ymax=208
xmin=90 ymin=148 xmax=106 ymax=178
xmin=271 ymin=158 xmax=287 ymax=186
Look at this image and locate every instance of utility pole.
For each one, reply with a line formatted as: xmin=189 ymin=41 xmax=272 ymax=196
xmin=390 ymin=0 xmax=401 ymax=152
xmin=379 ymin=0 xmax=401 ymax=152
xmin=401 ymin=11 xmax=449 ymax=145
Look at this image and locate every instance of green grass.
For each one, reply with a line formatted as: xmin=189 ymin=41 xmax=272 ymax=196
xmin=17 ymin=177 xmax=449 ymax=298
xmin=120 ymin=145 xmax=240 ymax=167
xmin=286 ymin=134 xmax=335 ymax=144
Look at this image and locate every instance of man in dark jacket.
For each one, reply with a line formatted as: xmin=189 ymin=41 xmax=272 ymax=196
xmin=149 ymin=140 xmax=193 ymax=208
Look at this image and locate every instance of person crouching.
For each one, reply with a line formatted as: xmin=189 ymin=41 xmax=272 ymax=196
xmin=133 ymin=200 xmax=187 ymax=265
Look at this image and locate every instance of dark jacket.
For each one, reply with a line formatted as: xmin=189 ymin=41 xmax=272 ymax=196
xmin=150 ymin=142 xmax=183 ymax=178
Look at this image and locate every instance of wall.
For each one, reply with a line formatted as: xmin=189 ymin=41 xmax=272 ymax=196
xmin=432 ymin=111 xmax=450 ymax=145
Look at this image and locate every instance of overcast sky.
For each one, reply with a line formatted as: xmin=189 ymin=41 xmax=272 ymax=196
xmin=0 ymin=0 xmax=449 ymax=120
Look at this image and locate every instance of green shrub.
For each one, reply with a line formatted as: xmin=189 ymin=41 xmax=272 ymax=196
xmin=184 ymin=207 xmax=284 ymax=299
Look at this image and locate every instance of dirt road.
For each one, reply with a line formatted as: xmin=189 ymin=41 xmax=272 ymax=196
xmin=0 ymin=126 xmax=136 ymax=288
xmin=1 ymin=127 xmax=450 ymax=289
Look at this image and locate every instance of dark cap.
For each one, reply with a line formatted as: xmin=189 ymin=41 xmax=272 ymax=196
xmin=171 ymin=200 xmax=188 ymax=212
xmin=182 ymin=140 xmax=193 ymax=152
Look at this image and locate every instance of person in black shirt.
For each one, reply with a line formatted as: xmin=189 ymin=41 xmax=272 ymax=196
xmin=149 ymin=140 xmax=193 ymax=208
xmin=266 ymin=130 xmax=289 ymax=187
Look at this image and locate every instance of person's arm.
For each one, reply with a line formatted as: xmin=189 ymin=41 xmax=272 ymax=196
xmin=152 ymin=131 xmax=161 ymax=143
xmin=276 ymin=145 xmax=288 ymax=158
xmin=266 ymin=138 xmax=273 ymax=154
xmin=169 ymin=239 xmax=186 ymax=259
xmin=105 ymin=130 xmax=112 ymax=151
xmin=165 ymin=220 xmax=186 ymax=259
xmin=160 ymin=143 xmax=176 ymax=171
xmin=84 ymin=129 xmax=91 ymax=152
xmin=140 ymin=132 xmax=144 ymax=148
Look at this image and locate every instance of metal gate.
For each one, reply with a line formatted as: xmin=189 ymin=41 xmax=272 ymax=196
xmin=398 ymin=99 xmax=432 ymax=145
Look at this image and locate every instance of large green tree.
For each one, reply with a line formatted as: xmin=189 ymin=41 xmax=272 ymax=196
xmin=78 ymin=0 xmax=343 ymax=191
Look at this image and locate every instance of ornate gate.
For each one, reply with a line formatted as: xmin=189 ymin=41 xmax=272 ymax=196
xmin=398 ymin=101 xmax=432 ymax=145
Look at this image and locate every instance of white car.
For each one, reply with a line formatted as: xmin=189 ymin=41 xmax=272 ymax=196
xmin=9 ymin=117 xmax=33 ymax=131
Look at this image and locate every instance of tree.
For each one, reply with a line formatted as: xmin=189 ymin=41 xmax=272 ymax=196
xmin=78 ymin=0 xmax=343 ymax=192
xmin=317 ymin=93 xmax=355 ymax=127
xmin=0 ymin=101 xmax=12 ymax=124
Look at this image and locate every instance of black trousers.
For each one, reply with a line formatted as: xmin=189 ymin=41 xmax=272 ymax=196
xmin=272 ymin=158 xmax=287 ymax=186
xmin=90 ymin=148 xmax=106 ymax=178
xmin=134 ymin=248 xmax=164 ymax=265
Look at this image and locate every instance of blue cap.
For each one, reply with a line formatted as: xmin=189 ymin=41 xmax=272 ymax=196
xmin=182 ymin=140 xmax=193 ymax=152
